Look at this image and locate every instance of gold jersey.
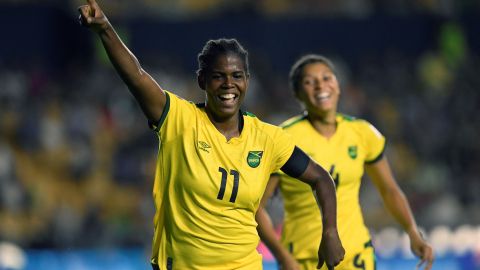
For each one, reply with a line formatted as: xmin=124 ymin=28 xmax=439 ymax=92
xmin=278 ymin=113 xmax=385 ymax=262
xmin=150 ymin=91 xmax=296 ymax=269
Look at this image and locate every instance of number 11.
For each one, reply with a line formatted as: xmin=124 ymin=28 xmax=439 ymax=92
xmin=217 ymin=167 xmax=239 ymax=203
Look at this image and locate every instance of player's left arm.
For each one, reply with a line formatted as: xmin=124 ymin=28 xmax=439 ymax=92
xmin=365 ymin=157 xmax=434 ymax=270
xmin=281 ymin=147 xmax=345 ymax=270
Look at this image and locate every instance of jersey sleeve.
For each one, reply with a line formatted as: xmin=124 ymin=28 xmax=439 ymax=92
xmin=149 ymin=91 xmax=196 ymax=141
xmin=270 ymin=127 xmax=296 ymax=173
xmin=360 ymin=120 xmax=386 ymax=163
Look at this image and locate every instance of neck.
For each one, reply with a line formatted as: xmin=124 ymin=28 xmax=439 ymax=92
xmin=205 ymin=109 xmax=243 ymax=141
xmin=307 ymin=111 xmax=337 ymax=138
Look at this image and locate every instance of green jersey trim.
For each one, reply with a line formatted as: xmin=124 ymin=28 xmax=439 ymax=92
xmin=149 ymin=91 xmax=171 ymax=132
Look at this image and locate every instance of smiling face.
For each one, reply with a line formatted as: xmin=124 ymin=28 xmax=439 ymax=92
xmin=296 ymin=62 xmax=340 ymax=117
xmin=200 ymin=52 xmax=249 ymax=122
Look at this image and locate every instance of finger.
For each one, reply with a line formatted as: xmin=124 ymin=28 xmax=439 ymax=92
xmin=416 ymin=246 xmax=433 ymax=268
xmin=317 ymin=257 xmax=325 ymax=269
xmin=415 ymin=258 xmax=425 ymax=270
xmin=87 ymin=0 xmax=100 ymax=10
xmin=78 ymin=5 xmax=91 ymax=22
xmin=423 ymin=249 xmax=434 ymax=270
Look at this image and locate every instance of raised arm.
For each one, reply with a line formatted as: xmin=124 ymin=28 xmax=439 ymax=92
xmin=78 ymin=0 xmax=166 ymax=122
xmin=280 ymin=147 xmax=344 ymax=270
xmin=365 ymin=157 xmax=434 ymax=270
xmin=256 ymin=175 xmax=300 ymax=270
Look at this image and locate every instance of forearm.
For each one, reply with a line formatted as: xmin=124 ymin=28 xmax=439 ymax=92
xmin=78 ymin=1 xmax=165 ymax=121
xmin=292 ymin=158 xmax=338 ymax=231
xmin=381 ymin=188 xmax=419 ymax=235
xmin=256 ymin=208 xmax=289 ymax=260
xmin=99 ymin=25 xmax=146 ymax=90
xmin=312 ymin=167 xmax=337 ymax=231
xmin=97 ymin=25 xmax=164 ymax=121
xmin=286 ymin=156 xmax=344 ymax=267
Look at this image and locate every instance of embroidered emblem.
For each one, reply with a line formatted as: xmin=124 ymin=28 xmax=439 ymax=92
xmin=348 ymin=145 xmax=357 ymax=159
xmin=247 ymin=151 xmax=263 ymax=168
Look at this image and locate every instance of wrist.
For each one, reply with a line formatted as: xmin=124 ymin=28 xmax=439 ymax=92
xmin=322 ymin=227 xmax=339 ymax=237
xmin=96 ymin=20 xmax=112 ymax=35
xmin=407 ymin=228 xmax=423 ymax=241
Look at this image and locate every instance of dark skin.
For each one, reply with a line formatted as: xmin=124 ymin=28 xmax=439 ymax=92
xmin=198 ymin=53 xmax=249 ymax=140
xmin=78 ymin=0 xmax=345 ymax=267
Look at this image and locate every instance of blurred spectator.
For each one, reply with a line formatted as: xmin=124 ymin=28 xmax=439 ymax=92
xmin=0 ymin=0 xmax=479 ymax=251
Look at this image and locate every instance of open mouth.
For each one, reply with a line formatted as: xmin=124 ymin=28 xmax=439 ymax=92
xmin=315 ymin=92 xmax=331 ymax=102
xmin=217 ymin=93 xmax=238 ymax=105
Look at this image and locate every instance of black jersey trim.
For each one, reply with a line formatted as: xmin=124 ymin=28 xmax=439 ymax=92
xmin=364 ymin=240 xmax=373 ymax=248
xmin=281 ymin=146 xmax=310 ymax=178
xmin=166 ymin=257 xmax=173 ymax=270
xmin=365 ymin=140 xmax=386 ymax=164
xmin=148 ymin=92 xmax=171 ymax=132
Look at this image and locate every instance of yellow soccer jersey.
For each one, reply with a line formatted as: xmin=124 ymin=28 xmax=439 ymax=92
xmin=150 ymin=91 xmax=296 ymax=269
xmin=278 ymin=113 xmax=385 ymax=262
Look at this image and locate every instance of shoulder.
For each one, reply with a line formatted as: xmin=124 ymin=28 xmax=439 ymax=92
xmin=338 ymin=113 xmax=384 ymax=138
xmin=244 ymin=111 xmax=286 ymax=138
xmin=166 ymin=90 xmax=201 ymax=112
xmin=279 ymin=114 xmax=308 ymax=130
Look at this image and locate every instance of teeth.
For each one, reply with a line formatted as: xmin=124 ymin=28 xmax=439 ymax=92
xmin=220 ymin=94 xmax=235 ymax=99
xmin=316 ymin=93 xmax=330 ymax=99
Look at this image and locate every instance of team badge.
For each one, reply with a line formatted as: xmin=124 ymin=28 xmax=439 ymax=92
xmin=348 ymin=145 xmax=357 ymax=159
xmin=247 ymin=151 xmax=263 ymax=168
xmin=198 ymin=141 xmax=211 ymax=153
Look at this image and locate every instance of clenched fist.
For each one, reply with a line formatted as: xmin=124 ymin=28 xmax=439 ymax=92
xmin=78 ymin=0 xmax=110 ymax=33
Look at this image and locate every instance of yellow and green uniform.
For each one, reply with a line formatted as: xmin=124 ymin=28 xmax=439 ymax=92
xmin=150 ymin=91 xmax=296 ymax=269
xmin=278 ymin=113 xmax=385 ymax=270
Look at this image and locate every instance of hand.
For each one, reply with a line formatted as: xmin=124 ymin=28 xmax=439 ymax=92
xmin=78 ymin=0 xmax=110 ymax=33
xmin=410 ymin=233 xmax=434 ymax=270
xmin=317 ymin=228 xmax=345 ymax=270
xmin=278 ymin=251 xmax=300 ymax=270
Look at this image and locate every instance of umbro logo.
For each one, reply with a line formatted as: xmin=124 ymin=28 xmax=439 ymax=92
xmin=198 ymin=141 xmax=211 ymax=153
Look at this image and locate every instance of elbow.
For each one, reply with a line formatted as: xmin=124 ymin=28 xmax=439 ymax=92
xmin=126 ymin=68 xmax=149 ymax=88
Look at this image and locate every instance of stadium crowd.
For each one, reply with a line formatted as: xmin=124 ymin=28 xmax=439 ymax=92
xmin=0 ymin=0 xmax=479 ymax=253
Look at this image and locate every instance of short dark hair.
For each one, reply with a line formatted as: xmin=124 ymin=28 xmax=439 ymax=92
xmin=289 ymin=54 xmax=336 ymax=93
xmin=197 ymin=38 xmax=249 ymax=76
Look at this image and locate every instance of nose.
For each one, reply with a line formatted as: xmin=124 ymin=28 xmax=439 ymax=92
xmin=223 ymin=76 xmax=234 ymax=88
xmin=314 ymin=78 xmax=323 ymax=90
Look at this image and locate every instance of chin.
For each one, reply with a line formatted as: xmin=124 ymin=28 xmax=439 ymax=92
xmin=217 ymin=107 xmax=239 ymax=118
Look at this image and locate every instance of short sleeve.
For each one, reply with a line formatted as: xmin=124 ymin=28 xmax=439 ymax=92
xmin=149 ymin=92 xmax=171 ymax=132
xmin=151 ymin=90 xmax=196 ymax=141
xmin=270 ymin=127 xmax=296 ymax=173
xmin=360 ymin=121 xmax=386 ymax=163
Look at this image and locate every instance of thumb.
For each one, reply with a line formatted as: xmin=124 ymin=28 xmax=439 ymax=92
xmin=78 ymin=5 xmax=91 ymax=19
xmin=317 ymin=255 xmax=325 ymax=269
xmin=78 ymin=5 xmax=93 ymax=25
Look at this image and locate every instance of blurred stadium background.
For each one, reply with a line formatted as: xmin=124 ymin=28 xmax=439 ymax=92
xmin=1 ymin=0 xmax=480 ymax=269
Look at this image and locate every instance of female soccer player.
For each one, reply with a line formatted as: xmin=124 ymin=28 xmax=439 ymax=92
xmin=78 ymin=1 xmax=344 ymax=269
xmin=256 ymin=55 xmax=434 ymax=270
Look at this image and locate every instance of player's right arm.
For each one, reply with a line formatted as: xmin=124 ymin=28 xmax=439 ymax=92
xmin=256 ymin=175 xmax=300 ymax=270
xmin=78 ymin=0 xmax=166 ymax=123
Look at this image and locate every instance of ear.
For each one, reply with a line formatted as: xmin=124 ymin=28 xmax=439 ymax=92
xmin=197 ymin=73 xmax=206 ymax=90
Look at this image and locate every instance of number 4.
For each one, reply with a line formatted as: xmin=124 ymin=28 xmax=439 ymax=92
xmin=217 ymin=167 xmax=239 ymax=203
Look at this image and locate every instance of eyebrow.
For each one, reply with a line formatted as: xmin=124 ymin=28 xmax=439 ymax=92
xmin=210 ymin=70 xmax=246 ymax=74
